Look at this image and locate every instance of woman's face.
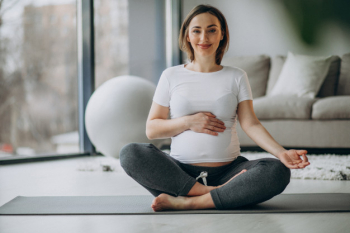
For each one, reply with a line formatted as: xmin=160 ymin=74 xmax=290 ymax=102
xmin=187 ymin=12 xmax=224 ymax=60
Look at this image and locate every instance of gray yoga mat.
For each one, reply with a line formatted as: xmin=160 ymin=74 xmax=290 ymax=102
xmin=0 ymin=193 xmax=349 ymax=215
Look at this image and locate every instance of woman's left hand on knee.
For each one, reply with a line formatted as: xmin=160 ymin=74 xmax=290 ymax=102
xmin=277 ymin=149 xmax=310 ymax=169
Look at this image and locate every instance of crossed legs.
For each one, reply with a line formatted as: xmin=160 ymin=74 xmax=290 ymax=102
xmin=119 ymin=143 xmax=291 ymax=211
xmin=151 ymin=169 xmax=247 ymax=211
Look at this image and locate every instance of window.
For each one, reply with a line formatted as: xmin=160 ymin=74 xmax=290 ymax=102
xmin=0 ymin=0 xmax=169 ymax=163
xmin=0 ymin=0 xmax=78 ymax=159
xmin=94 ymin=0 xmax=129 ymax=89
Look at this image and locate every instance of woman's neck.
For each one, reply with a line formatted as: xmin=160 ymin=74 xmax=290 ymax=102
xmin=185 ymin=59 xmax=223 ymax=73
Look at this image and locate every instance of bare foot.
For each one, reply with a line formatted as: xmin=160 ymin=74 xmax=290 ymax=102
xmin=151 ymin=193 xmax=192 ymax=211
xmin=216 ymin=169 xmax=247 ymax=189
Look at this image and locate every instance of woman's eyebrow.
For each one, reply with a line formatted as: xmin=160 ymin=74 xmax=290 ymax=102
xmin=191 ymin=24 xmax=218 ymax=29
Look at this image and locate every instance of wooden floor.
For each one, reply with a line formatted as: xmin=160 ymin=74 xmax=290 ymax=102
xmin=1 ymin=155 xmax=350 ymax=233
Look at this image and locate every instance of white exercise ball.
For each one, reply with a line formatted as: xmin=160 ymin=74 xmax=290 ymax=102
xmin=85 ymin=75 xmax=165 ymax=159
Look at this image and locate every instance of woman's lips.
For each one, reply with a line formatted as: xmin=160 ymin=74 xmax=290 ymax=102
xmin=198 ymin=44 xmax=212 ymax=49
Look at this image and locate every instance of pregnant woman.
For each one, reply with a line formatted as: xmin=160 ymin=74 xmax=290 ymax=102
xmin=119 ymin=4 xmax=310 ymax=211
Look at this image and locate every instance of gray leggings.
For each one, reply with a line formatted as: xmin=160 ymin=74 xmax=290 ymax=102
xmin=119 ymin=142 xmax=291 ymax=210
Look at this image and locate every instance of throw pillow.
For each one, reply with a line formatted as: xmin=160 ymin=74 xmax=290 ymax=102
xmin=267 ymin=55 xmax=340 ymax=97
xmin=269 ymin=51 xmax=333 ymax=98
xmin=221 ymin=55 xmax=270 ymax=98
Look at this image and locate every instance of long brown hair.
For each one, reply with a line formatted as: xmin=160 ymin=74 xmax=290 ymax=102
xmin=179 ymin=4 xmax=230 ymax=65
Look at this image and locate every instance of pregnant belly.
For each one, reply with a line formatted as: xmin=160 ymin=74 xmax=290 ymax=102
xmin=170 ymin=127 xmax=240 ymax=163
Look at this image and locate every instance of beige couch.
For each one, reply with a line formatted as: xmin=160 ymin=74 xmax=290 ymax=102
xmin=221 ymin=53 xmax=350 ymax=150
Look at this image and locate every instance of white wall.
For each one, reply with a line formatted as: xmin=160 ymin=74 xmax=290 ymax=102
xmin=182 ymin=0 xmax=350 ymax=58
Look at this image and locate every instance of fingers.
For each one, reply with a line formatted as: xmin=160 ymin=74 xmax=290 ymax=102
xmin=210 ymin=122 xmax=226 ymax=130
xmin=204 ymin=112 xmax=225 ymax=125
xmin=297 ymin=150 xmax=309 ymax=163
xmin=286 ymin=161 xmax=301 ymax=169
xmin=297 ymin=150 xmax=308 ymax=155
xmin=207 ymin=124 xmax=226 ymax=136
xmin=203 ymin=113 xmax=226 ymax=135
xmin=288 ymin=150 xmax=310 ymax=166
xmin=204 ymin=112 xmax=216 ymax=117
xmin=207 ymin=113 xmax=226 ymax=127
xmin=211 ymin=115 xmax=225 ymax=125
xmin=286 ymin=159 xmax=309 ymax=169
xmin=295 ymin=150 xmax=310 ymax=167
xmin=290 ymin=159 xmax=309 ymax=168
xmin=288 ymin=164 xmax=299 ymax=169
xmin=204 ymin=129 xmax=219 ymax=136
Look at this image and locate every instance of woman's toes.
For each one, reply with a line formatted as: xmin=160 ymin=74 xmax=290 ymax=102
xmin=151 ymin=194 xmax=191 ymax=211
xmin=151 ymin=196 xmax=162 ymax=211
xmin=151 ymin=193 xmax=171 ymax=211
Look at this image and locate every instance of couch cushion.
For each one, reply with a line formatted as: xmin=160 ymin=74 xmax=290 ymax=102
xmin=337 ymin=53 xmax=350 ymax=95
xmin=267 ymin=55 xmax=341 ymax=97
xmin=253 ymin=96 xmax=317 ymax=119
xmin=221 ymin=55 xmax=270 ymax=98
xmin=312 ymin=96 xmax=350 ymax=119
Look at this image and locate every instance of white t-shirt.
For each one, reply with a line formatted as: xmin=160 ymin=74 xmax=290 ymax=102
xmin=152 ymin=64 xmax=253 ymax=164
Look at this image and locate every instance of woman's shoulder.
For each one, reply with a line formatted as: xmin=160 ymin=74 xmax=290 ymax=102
xmin=222 ymin=65 xmax=247 ymax=78
xmin=162 ymin=64 xmax=184 ymax=76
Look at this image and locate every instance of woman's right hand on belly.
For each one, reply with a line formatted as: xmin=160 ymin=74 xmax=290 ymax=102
xmin=186 ymin=112 xmax=226 ymax=136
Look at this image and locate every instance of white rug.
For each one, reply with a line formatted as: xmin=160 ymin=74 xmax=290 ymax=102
xmin=240 ymin=151 xmax=350 ymax=181
xmin=76 ymin=150 xmax=350 ymax=181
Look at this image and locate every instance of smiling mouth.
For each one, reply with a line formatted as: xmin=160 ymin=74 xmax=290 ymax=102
xmin=198 ymin=44 xmax=212 ymax=49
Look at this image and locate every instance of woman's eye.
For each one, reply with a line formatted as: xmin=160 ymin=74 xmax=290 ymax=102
xmin=193 ymin=30 xmax=200 ymax=33
xmin=209 ymin=29 xmax=216 ymax=33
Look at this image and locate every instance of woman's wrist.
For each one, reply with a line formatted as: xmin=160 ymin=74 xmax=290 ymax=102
xmin=274 ymin=148 xmax=288 ymax=159
xmin=183 ymin=115 xmax=191 ymax=130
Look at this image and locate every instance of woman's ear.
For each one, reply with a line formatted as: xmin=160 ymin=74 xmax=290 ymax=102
xmin=187 ymin=36 xmax=190 ymax=42
xmin=221 ymin=31 xmax=224 ymax=40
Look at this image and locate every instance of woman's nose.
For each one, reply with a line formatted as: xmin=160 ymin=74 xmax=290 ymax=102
xmin=200 ymin=32 xmax=209 ymax=41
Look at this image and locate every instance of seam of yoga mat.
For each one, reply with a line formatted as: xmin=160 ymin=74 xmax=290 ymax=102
xmin=2 ymin=210 xmax=350 ymax=216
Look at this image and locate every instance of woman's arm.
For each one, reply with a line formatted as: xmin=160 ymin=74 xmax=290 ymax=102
xmin=146 ymin=102 xmax=188 ymax=140
xmin=147 ymin=117 xmax=189 ymax=140
xmin=237 ymin=100 xmax=310 ymax=169
xmin=146 ymin=102 xmax=226 ymax=140
xmin=236 ymin=100 xmax=286 ymax=158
